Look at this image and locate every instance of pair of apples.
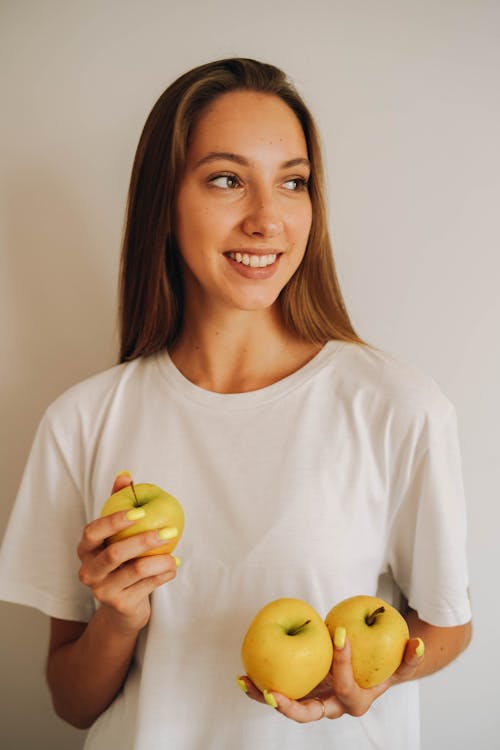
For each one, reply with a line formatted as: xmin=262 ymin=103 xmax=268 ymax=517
xmin=241 ymin=595 xmax=410 ymax=699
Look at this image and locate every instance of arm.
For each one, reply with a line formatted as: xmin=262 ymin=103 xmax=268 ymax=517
xmin=403 ymin=606 xmax=472 ymax=681
xmin=47 ymin=611 xmax=140 ymax=729
xmin=46 ymin=473 xmax=179 ymax=729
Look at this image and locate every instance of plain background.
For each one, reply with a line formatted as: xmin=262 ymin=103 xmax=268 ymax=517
xmin=1 ymin=1 xmax=499 ymax=748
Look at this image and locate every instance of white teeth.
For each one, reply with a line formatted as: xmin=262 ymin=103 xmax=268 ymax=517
xmin=228 ymin=252 xmax=277 ymax=268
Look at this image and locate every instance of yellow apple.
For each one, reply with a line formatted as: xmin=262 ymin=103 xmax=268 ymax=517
xmin=325 ymin=595 xmax=409 ymax=688
xmin=100 ymin=483 xmax=184 ymax=557
xmin=241 ymin=598 xmax=333 ymax=700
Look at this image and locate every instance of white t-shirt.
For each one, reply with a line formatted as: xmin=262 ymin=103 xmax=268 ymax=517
xmin=0 ymin=341 xmax=471 ymax=749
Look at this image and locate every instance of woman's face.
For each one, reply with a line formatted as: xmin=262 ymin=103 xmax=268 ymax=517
xmin=174 ymin=90 xmax=312 ymax=316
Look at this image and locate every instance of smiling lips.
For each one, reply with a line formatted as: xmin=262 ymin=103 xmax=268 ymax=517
xmin=227 ymin=251 xmax=278 ymax=268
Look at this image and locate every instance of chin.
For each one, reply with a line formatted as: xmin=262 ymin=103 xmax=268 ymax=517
xmin=228 ymin=280 xmax=288 ymax=312
xmin=231 ymin=293 xmax=281 ymax=313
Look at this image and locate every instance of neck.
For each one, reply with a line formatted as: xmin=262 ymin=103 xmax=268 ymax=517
xmin=169 ymin=304 xmax=321 ymax=393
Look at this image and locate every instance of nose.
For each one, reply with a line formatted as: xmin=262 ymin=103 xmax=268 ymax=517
xmin=241 ymin=189 xmax=284 ymax=238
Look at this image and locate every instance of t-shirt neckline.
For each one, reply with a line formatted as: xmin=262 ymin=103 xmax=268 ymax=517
xmin=155 ymin=339 xmax=345 ymax=410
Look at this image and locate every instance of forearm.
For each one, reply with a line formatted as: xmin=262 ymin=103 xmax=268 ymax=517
xmin=402 ymin=607 xmax=472 ymax=681
xmin=46 ymin=607 xmax=140 ymax=729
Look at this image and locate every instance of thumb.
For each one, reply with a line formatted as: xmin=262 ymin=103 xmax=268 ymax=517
xmin=111 ymin=470 xmax=133 ymax=495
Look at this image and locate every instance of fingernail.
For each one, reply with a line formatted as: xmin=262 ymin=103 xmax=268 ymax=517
xmin=126 ymin=508 xmax=145 ymax=521
xmin=415 ymin=638 xmax=425 ymax=658
xmin=334 ymin=626 xmax=346 ymax=650
xmin=173 ymin=556 xmax=182 ymax=567
xmin=263 ymin=690 xmax=278 ymax=708
xmin=236 ymin=677 xmax=248 ymax=693
xmin=115 ymin=470 xmax=132 ymax=481
xmin=157 ymin=527 xmax=178 ymax=541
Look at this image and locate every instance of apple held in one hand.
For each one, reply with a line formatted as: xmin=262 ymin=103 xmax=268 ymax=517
xmin=100 ymin=483 xmax=184 ymax=557
xmin=325 ymin=595 xmax=409 ymax=688
xmin=241 ymin=598 xmax=334 ymax=700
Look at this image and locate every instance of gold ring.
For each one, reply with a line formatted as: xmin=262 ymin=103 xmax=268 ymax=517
xmin=312 ymin=697 xmax=326 ymax=719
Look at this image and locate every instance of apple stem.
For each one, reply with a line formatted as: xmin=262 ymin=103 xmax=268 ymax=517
xmin=288 ymin=619 xmax=311 ymax=636
xmin=130 ymin=481 xmax=140 ymax=507
xmin=365 ymin=606 xmax=385 ymax=626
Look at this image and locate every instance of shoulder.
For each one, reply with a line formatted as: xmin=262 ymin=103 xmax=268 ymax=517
xmin=332 ymin=342 xmax=454 ymax=425
xmin=42 ymin=355 xmax=159 ymax=429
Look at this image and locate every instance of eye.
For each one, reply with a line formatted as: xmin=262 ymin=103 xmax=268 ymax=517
xmin=209 ymin=174 xmax=241 ymax=189
xmin=282 ymin=177 xmax=309 ymax=192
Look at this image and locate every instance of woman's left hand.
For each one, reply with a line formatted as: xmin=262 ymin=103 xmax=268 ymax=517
xmin=238 ymin=635 xmax=424 ymax=722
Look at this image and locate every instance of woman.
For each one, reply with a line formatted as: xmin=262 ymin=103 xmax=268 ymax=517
xmin=0 ymin=58 xmax=471 ymax=749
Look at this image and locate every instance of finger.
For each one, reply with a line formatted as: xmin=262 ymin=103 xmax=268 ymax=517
xmin=109 ymin=553 xmax=178 ymax=593
xmin=124 ymin=568 xmax=178 ymax=600
xmin=100 ymin=555 xmax=178 ymax=603
xmin=92 ymin=527 xmax=178 ymax=578
xmin=111 ymin=470 xmax=133 ymax=495
xmin=98 ymin=566 xmax=178 ymax=614
xmin=235 ymin=678 xmax=287 ymax=712
xmin=272 ymin=693 xmax=345 ymax=723
xmin=331 ymin=630 xmax=357 ymax=701
xmin=236 ymin=677 xmax=345 ymax=723
xmin=406 ymin=637 xmax=425 ymax=664
xmin=78 ymin=526 xmax=178 ymax=589
xmin=236 ymin=676 xmax=267 ymax=704
xmin=269 ymin=692 xmax=316 ymax=722
xmin=390 ymin=638 xmax=425 ymax=684
xmin=77 ymin=509 xmax=144 ymax=557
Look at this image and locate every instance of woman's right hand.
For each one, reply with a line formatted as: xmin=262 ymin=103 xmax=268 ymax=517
xmin=77 ymin=472 xmax=179 ymax=635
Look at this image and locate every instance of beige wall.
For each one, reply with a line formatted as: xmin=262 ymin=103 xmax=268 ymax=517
xmin=1 ymin=1 xmax=499 ymax=748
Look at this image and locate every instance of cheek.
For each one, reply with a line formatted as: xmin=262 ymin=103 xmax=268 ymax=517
xmin=177 ymin=203 xmax=232 ymax=253
xmin=176 ymin=206 xmax=211 ymax=259
xmin=289 ymin=203 xmax=313 ymax=246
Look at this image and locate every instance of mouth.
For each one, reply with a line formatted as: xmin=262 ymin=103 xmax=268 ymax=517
xmin=225 ymin=251 xmax=280 ymax=268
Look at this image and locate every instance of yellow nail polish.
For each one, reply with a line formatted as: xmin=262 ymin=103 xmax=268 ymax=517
xmin=415 ymin=638 xmax=425 ymax=658
xmin=158 ymin=527 xmax=178 ymax=541
xmin=334 ymin=626 xmax=346 ymax=650
xmin=115 ymin=470 xmax=132 ymax=481
xmin=263 ymin=690 xmax=278 ymax=708
xmin=236 ymin=677 xmax=248 ymax=693
xmin=174 ymin=556 xmax=182 ymax=567
xmin=126 ymin=508 xmax=145 ymax=521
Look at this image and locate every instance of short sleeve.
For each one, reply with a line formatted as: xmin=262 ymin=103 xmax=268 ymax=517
xmin=386 ymin=403 xmax=471 ymax=627
xmin=0 ymin=408 xmax=95 ymax=622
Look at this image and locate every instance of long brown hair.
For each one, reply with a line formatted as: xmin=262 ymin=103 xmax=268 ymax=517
xmin=119 ymin=57 xmax=364 ymax=362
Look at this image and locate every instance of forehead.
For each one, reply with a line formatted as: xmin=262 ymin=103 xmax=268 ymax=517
xmin=187 ymin=90 xmax=308 ymax=163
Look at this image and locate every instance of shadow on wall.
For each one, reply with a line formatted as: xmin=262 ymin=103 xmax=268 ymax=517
xmin=1 ymin=165 xmax=117 ymax=750
xmin=1 ymin=163 xmax=118 ymax=521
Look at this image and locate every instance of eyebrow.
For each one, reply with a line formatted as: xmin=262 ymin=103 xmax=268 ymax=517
xmin=193 ymin=152 xmax=311 ymax=170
